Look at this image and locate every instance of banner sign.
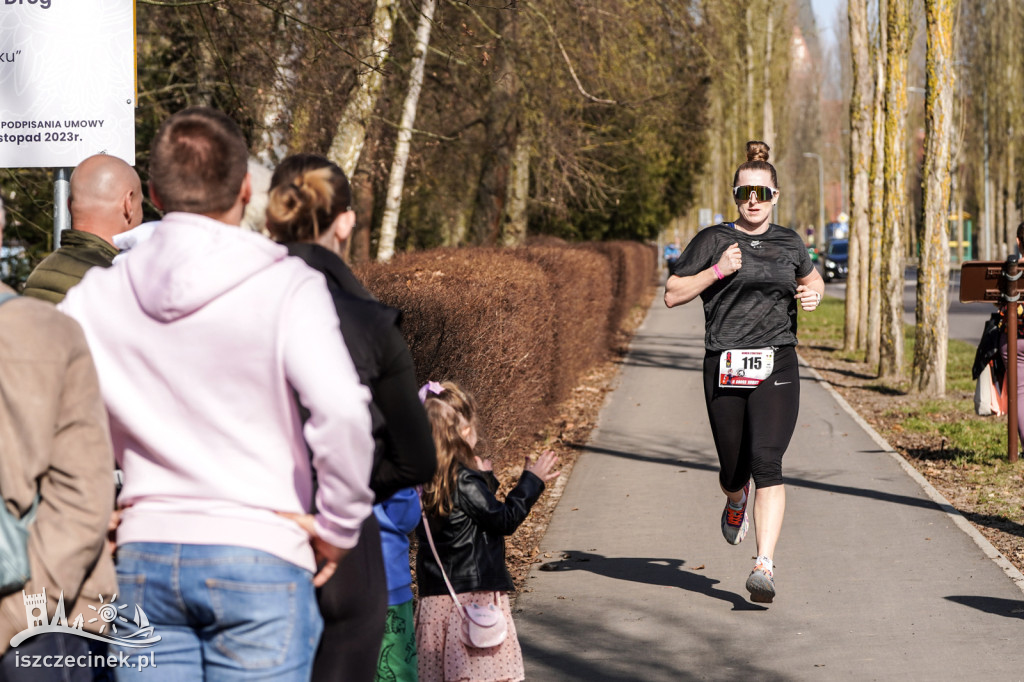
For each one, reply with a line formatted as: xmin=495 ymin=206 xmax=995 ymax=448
xmin=0 ymin=0 xmax=135 ymax=168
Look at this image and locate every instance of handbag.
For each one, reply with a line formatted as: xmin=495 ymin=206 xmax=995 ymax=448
xmin=975 ymin=361 xmax=1007 ymax=417
xmin=0 ymin=497 xmax=38 ymax=596
xmin=0 ymin=291 xmax=40 ymax=596
xmin=420 ymin=511 xmax=508 ymax=649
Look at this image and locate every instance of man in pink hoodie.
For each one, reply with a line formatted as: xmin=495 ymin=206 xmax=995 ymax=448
xmin=60 ymin=108 xmax=374 ymax=680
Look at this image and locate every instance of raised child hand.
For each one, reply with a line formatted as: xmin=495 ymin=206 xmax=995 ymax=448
xmin=525 ymin=450 xmax=561 ymax=483
xmin=474 ymin=456 xmax=493 ymax=472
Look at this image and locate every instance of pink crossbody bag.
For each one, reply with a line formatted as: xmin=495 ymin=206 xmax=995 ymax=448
xmin=420 ymin=510 xmax=508 ymax=649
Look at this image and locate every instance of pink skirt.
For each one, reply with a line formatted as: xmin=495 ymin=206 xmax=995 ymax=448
xmin=415 ymin=591 xmax=524 ymax=682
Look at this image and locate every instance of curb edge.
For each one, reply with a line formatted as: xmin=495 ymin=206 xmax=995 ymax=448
xmin=799 ymin=356 xmax=1024 ymax=595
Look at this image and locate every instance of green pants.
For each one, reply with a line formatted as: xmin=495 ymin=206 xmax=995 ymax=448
xmin=375 ymin=600 xmax=418 ymax=682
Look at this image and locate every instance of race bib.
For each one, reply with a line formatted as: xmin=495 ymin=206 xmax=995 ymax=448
xmin=718 ymin=348 xmax=774 ymax=388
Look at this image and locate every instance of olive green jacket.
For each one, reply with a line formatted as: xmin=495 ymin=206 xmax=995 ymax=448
xmin=23 ymin=229 xmax=119 ymax=304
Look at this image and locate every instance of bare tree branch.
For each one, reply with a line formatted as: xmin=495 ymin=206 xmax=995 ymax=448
xmin=527 ymin=5 xmax=617 ymax=105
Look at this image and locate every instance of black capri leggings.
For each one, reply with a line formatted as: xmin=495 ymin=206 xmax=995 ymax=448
xmin=702 ymin=345 xmax=800 ymax=492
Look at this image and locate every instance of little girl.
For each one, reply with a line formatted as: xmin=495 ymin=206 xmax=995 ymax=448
xmin=415 ymin=381 xmax=559 ymax=682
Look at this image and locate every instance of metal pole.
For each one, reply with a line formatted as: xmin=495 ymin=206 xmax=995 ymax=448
xmin=53 ymin=167 xmax=71 ymax=249
xmin=1005 ymin=256 xmax=1019 ymax=462
xmin=983 ymin=90 xmax=992 ymax=260
xmin=804 ymin=152 xmax=825 ymax=247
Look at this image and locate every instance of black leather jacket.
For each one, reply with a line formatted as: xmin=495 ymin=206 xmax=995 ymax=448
xmin=417 ymin=466 xmax=545 ymax=596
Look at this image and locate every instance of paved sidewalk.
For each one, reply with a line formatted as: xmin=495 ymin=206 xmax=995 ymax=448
xmin=515 ymin=290 xmax=1024 ymax=681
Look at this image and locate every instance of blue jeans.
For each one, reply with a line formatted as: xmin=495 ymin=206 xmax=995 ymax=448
xmin=113 ymin=543 xmax=322 ymax=681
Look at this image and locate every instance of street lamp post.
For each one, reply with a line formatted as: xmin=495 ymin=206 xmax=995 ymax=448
xmin=804 ymin=152 xmax=825 ymax=248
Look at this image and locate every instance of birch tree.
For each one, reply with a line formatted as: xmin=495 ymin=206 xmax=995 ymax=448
xmin=912 ymin=0 xmax=956 ymax=395
xmin=376 ymin=0 xmax=438 ymax=263
xmin=878 ymin=0 xmax=910 ymax=380
xmin=327 ymin=0 xmax=398 ymax=178
xmin=502 ymin=134 xmax=530 ymax=247
xmin=254 ymin=7 xmax=306 ymax=167
xmin=846 ymin=0 xmax=872 ymax=352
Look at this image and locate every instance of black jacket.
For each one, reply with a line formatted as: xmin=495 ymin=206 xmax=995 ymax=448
xmin=287 ymin=243 xmax=436 ymax=502
xmin=973 ymin=311 xmax=1006 ymax=381
xmin=417 ymin=466 xmax=545 ymax=596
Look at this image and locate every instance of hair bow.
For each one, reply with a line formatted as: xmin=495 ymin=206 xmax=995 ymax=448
xmin=418 ymin=381 xmax=444 ymax=403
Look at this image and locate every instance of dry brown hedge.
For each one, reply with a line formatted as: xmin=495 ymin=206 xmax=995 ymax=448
xmin=355 ymin=241 xmax=654 ymax=466
xmin=510 ymin=246 xmax=614 ymax=406
xmin=578 ymin=242 xmax=658 ymax=335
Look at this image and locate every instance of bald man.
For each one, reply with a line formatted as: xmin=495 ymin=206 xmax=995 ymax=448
xmin=23 ymin=154 xmax=143 ymax=303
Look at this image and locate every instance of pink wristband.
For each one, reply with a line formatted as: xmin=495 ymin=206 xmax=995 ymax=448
xmin=712 ymin=264 xmax=724 ymax=280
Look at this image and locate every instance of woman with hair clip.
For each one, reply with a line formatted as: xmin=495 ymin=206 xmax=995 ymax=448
xmin=664 ymin=141 xmax=824 ymax=604
xmin=266 ymin=153 xmax=437 ymax=681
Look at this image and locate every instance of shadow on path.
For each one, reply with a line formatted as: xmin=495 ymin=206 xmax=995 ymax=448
xmin=565 ymin=442 xmax=714 ymax=468
xmin=537 ymin=551 xmax=766 ymax=612
xmin=619 ymin=350 xmax=704 ymax=372
xmin=945 ymin=595 xmax=1024 ymax=619
xmin=960 ymin=511 xmax=1024 ymax=540
xmin=568 ymin=443 xmax=946 ymax=514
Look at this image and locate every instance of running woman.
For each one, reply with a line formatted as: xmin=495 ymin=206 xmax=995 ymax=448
xmin=664 ymin=140 xmax=824 ymax=604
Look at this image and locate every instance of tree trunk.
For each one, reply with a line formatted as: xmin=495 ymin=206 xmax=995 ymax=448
xmin=996 ymin=170 xmax=1007 ymax=259
xmin=761 ymin=7 xmax=775 ymax=149
xmin=949 ymin=164 xmax=960 ymax=263
xmin=254 ymin=8 xmax=306 ymax=167
xmin=326 ymin=0 xmax=397 ymax=178
xmin=866 ymin=0 xmax=887 ymax=368
xmin=376 ymin=0 xmax=437 ymax=263
xmin=982 ymin=89 xmax=993 ymax=259
xmin=745 ymin=6 xmax=755 ymax=141
xmin=846 ymin=0 xmax=872 ymax=352
xmin=502 ymin=133 xmax=530 ymax=247
xmin=912 ymin=0 xmax=955 ymax=396
xmin=349 ymin=153 xmax=376 ymax=265
xmin=470 ymin=8 xmax=519 ymax=246
xmin=879 ymin=0 xmax=909 ymax=381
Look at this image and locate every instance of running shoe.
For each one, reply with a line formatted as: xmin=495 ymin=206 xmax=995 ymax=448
xmin=720 ymin=482 xmax=750 ymax=545
xmin=746 ymin=557 xmax=775 ymax=603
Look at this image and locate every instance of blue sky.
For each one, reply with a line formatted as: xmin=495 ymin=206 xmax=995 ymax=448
xmin=810 ymin=0 xmax=842 ymax=47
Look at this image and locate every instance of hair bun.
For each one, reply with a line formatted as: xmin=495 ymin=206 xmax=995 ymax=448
xmin=746 ymin=141 xmax=770 ymax=163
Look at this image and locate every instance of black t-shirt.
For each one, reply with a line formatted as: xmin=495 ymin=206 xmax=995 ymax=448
xmin=672 ymin=223 xmax=814 ymax=352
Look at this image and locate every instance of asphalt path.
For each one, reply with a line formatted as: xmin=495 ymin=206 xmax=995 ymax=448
xmin=823 ymin=266 xmax=991 ymax=345
xmin=514 ymin=293 xmax=1024 ymax=681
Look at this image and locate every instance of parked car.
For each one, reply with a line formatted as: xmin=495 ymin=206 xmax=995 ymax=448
xmin=822 ymin=239 xmax=849 ymax=282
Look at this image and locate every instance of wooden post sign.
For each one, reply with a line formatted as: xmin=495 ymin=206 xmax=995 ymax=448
xmin=959 ymin=261 xmax=1008 ymax=304
xmin=0 ymin=0 xmax=136 ymax=168
xmin=961 ymin=257 xmax=1020 ymax=462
